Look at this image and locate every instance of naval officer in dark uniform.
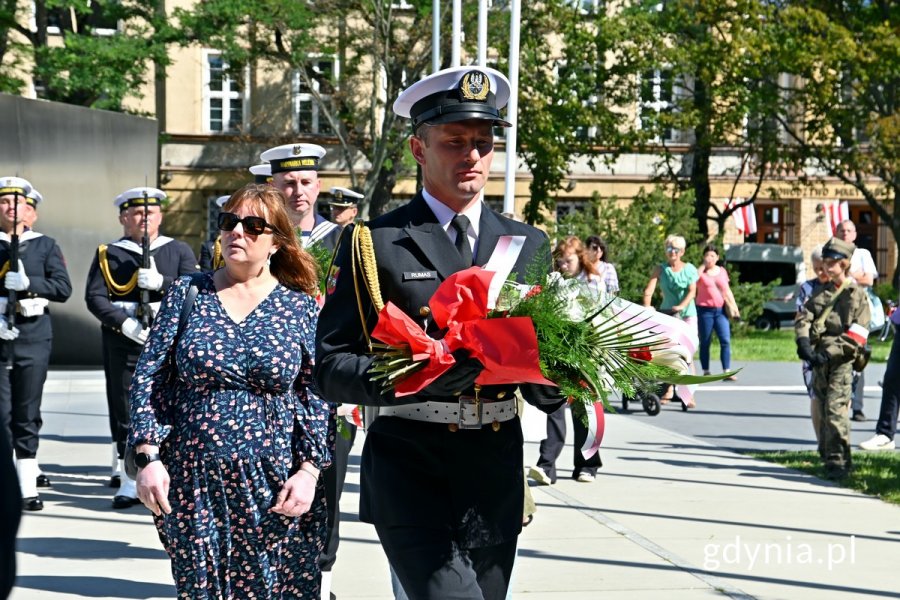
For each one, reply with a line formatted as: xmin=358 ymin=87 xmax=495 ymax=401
xmin=328 ymin=186 xmax=363 ymax=228
xmin=0 ymin=177 xmax=72 ymax=512
xmin=315 ymin=66 xmax=565 ymax=600
xmin=85 ymin=187 xmax=197 ymax=509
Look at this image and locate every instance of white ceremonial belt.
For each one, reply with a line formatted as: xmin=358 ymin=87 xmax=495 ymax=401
xmin=379 ymin=398 xmax=517 ymax=429
xmin=112 ymin=301 xmax=138 ymax=317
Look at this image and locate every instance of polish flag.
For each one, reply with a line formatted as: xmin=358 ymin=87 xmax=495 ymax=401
xmin=824 ymin=200 xmax=850 ymax=235
xmin=727 ymin=198 xmax=757 ymax=235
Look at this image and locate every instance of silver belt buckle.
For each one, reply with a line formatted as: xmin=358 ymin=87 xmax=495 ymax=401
xmin=457 ymin=395 xmax=482 ymax=429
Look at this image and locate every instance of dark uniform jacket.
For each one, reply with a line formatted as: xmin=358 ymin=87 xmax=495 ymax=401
xmin=302 ymin=214 xmax=341 ymax=252
xmin=198 ymin=239 xmax=222 ymax=272
xmin=315 ymin=193 xmax=564 ymax=548
xmin=0 ymin=231 xmax=72 ymax=342
xmin=85 ymin=236 xmax=197 ymax=331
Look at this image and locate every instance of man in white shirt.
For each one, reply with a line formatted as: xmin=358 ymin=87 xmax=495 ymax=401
xmin=835 ymin=219 xmax=878 ymax=421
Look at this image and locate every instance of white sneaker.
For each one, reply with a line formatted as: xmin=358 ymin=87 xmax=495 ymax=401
xmin=859 ymin=434 xmax=896 ymax=451
xmin=527 ymin=467 xmax=553 ymax=486
xmin=576 ymin=472 xmax=595 ymax=483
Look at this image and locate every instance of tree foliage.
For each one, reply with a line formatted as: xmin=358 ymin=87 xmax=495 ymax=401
xmin=765 ymin=0 xmax=899 ymax=278
xmin=0 ymin=0 xmax=169 ymax=111
xmin=172 ymin=0 xmax=471 ymax=217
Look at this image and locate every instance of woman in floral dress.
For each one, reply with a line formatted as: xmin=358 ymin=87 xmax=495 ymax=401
xmin=129 ymin=183 xmax=333 ymax=599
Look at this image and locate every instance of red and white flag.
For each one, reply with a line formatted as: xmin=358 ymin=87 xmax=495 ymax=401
xmin=824 ymin=200 xmax=850 ymax=235
xmin=726 ymin=198 xmax=757 ymax=235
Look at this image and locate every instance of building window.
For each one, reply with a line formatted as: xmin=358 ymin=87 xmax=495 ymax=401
xmin=745 ymin=202 xmax=791 ymax=245
xmin=293 ymin=57 xmax=338 ymax=136
xmin=203 ymin=51 xmax=245 ymax=133
xmin=639 ymin=69 xmax=686 ymax=144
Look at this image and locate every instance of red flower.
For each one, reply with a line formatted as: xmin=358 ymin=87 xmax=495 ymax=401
xmin=524 ymin=285 xmax=542 ymax=300
xmin=628 ymin=347 xmax=652 ymax=362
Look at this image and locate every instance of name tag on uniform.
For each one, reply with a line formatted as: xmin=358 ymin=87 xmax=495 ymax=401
xmin=403 ymin=271 xmax=437 ymax=281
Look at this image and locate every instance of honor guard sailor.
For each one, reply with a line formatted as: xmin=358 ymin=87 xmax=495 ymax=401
xmin=328 ymin=187 xmax=363 ymax=228
xmin=0 ymin=177 xmax=72 ymax=512
xmin=249 ymin=162 xmax=273 ymax=185
xmin=198 ymin=195 xmax=230 ymax=272
xmin=314 ymin=66 xmax=565 ymax=600
xmin=260 ymin=143 xmax=340 ymax=252
xmin=84 ymin=187 xmax=197 ymax=509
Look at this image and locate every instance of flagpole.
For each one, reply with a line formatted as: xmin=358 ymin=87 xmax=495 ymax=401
xmin=502 ymin=0 xmax=521 ymax=217
xmin=477 ymin=0 xmax=488 ymax=66
xmin=451 ymin=0 xmax=461 ymax=67
xmin=432 ymin=0 xmax=440 ymax=73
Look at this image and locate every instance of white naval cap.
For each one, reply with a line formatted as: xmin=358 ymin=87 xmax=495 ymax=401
xmin=114 ymin=187 xmax=167 ymax=211
xmin=215 ymin=195 xmax=230 ymax=208
xmin=249 ymin=163 xmax=272 ymax=183
xmin=329 ymin=187 xmax=364 ymax=207
xmin=25 ymin=188 xmax=43 ymax=206
xmin=393 ymin=66 xmax=512 ymax=129
xmin=0 ymin=176 xmax=33 ymax=198
xmin=259 ymin=143 xmax=326 ymax=174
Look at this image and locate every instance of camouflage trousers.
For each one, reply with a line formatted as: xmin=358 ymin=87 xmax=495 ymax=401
xmin=811 ymin=360 xmax=853 ymax=470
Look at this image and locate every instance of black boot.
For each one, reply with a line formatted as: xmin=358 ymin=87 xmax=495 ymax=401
xmin=23 ymin=496 xmax=44 ymax=511
xmin=36 ymin=474 xmax=51 ymax=488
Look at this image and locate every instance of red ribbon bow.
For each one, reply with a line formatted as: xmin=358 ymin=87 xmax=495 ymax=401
xmin=372 ymin=266 xmax=555 ymax=396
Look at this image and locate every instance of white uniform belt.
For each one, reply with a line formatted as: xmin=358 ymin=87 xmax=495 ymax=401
xmin=379 ymin=398 xmax=517 ymax=428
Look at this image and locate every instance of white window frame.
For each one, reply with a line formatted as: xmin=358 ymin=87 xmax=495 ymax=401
xmin=292 ymin=56 xmax=339 ymax=136
xmin=202 ymin=50 xmax=248 ymax=134
xmin=638 ymin=68 xmax=688 ymax=144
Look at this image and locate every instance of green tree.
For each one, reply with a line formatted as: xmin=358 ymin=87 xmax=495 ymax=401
xmin=766 ymin=1 xmax=899 ymax=281
xmin=0 ymin=1 xmax=169 ymax=111
xmin=173 ymin=1 xmax=479 ymax=217
xmin=492 ymin=1 xmax=625 ymax=226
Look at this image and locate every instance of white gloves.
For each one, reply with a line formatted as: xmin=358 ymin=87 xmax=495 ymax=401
xmin=121 ymin=317 xmax=148 ymax=345
xmin=138 ymin=258 xmax=164 ymax=291
xmin=5 ymin=261 xmax=30 ymax=292
xmin=0 ymin=316 xmax=19 ymax=341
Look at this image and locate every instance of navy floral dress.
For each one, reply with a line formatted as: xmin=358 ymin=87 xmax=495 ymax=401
xmin=129 ymin=273 xmax=333 ymax=599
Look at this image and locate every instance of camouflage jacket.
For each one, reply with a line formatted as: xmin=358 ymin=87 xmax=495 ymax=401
xmin=795 ymin=279 xmax=871 ymax=363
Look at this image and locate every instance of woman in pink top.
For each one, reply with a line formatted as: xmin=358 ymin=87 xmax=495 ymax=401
xmin=696 ymin=244 xmax=739 ymax=379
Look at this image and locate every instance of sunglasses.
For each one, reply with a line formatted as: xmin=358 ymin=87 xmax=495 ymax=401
xmin=217 ymin=212 xmax=275 ymax=236
xmin=666 ymin=246 xmax=684 ymax=253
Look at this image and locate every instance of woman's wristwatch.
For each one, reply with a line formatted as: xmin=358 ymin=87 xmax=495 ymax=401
xmin=134 ymin=452 xmax=161 ymax=469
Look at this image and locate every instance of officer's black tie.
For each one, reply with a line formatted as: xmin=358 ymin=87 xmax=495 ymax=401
xmin=450 ymin=214 xmax=473 ymax=265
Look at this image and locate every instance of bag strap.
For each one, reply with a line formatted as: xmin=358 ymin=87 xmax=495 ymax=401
xmin=814 ymin=277 xmax=851 ymax=329
xmin=177 ymin=273 xmax=202 ymax=338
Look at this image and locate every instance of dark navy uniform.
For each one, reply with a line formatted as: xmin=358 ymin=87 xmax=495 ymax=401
xmin=198 ymin=238 xmax=224 ymax=272
xmin=85 ymin=236 xmax=197 ymax=469
xmin=0 ymin=230 xmax=72 ymax=455
xmin=300 ymin=213 xmax=341 ymax=252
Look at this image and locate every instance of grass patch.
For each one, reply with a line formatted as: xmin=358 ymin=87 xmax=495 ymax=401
xmin=704 ymin=329 xmax=893 ymax=363
xmin=749 ymin=450 xmax=900 ymax=506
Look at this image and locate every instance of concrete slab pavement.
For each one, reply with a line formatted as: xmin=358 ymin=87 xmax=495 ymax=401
xmin=9 ymin=369 xmax=900 ymax=599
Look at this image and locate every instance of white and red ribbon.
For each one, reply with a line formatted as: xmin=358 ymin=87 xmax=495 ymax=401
xmin=581 ymin=401 xmax=606 ymax=459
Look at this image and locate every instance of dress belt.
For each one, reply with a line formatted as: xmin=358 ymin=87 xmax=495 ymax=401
xmin=379 ymin=399 xmax=518 ymax=428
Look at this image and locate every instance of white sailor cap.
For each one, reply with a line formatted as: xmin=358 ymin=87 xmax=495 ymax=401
xmin=0 ymin=176 xmax=33 ymax=198
xmin=114 ymin=187 xmax=167 ymax=211
xmin=215 ymin=195 xmax=230 ymax=208
xmin=329 ymin=187 xmax=364 ymax=207
xmin=260 ymin=143 xmax=326 ymax=174
xmin=249 ymin=163 xmax=273 ymax=184
xmin=393 ymin=66 xmax=512 ymax=129
xmin=25 ymin=188 xmax=43 ymax=207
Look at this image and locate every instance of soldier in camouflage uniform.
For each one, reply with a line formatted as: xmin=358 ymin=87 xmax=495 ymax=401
xmin=795 ymin=237 xmax=871 ymax=479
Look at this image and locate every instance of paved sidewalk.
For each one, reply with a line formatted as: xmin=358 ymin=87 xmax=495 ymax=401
xmin=10 ymin=370 xmax=900 ymax=599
